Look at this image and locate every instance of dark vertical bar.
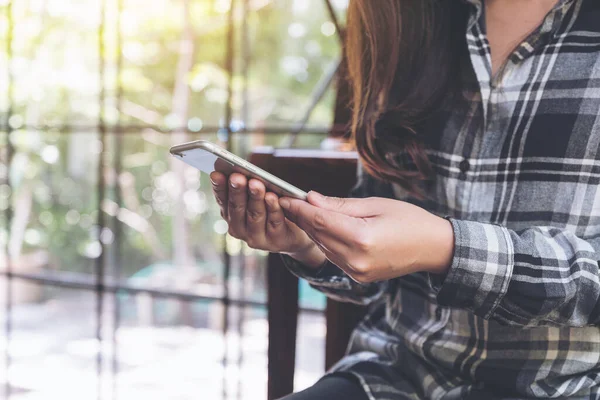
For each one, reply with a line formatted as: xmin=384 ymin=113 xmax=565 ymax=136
xmin=111 ymin=0 xmax=124 ymax=398
xmin=267 ymin=253 xmax=299 ymax=400
xmin=96 ymin=0 xmax=107 ymax=398
xmin=224 ymin=0 xmax=236 ymax=152
xmin=238 ymin=0 xmax=250 ymax=156
xmin=222 ymin=0 xmax=236 ymax=399
xmin=325 ymin=302 xmax=364 ymax=369
xmin=3 ymin=1 xmax=14 ymax=398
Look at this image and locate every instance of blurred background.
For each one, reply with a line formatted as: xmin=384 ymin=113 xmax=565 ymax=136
xmin=0 ymin=0 xmax=349 ymax=398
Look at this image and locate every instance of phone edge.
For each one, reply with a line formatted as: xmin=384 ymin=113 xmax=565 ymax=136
xmin=170 ymin=140 xmax=309 ymax=201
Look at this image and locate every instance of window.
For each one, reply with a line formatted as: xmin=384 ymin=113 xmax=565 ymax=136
xmin=0 ymin=0 xmax=347 ymax=398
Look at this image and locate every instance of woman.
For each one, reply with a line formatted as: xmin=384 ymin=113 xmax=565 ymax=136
xmin=211 ymin=0 xmax=600 ymax=398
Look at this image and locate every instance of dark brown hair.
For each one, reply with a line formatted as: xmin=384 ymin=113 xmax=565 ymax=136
xmin=346 ymin=0 xmax=467 ymax=196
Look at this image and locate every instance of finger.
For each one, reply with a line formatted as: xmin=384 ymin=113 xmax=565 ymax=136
xmin=279 ymin=197 xmax=364 ymax=245
xmin=283 ymin=198 xmax=374 ymax=280
xmin=265 ymin=192 xmax=286 ymax=234
xmin=306 ymin=191 xmax=381 ymax=217
xmin=210 ymin=171 xmax=229 ymax=218
xmin=227 ymin=173 xmax=248 ymax=237
xmin=246 ymin=179 xmax=267 ymax=238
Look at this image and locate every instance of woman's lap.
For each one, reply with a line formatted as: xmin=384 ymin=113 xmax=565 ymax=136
xmin=279 ymin=373 xmax=368 ymax=400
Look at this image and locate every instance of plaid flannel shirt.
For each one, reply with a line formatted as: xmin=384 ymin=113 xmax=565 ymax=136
xmin=282 ymin=0 xmax=600 ymax=398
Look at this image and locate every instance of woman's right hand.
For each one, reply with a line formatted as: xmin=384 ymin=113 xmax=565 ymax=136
xmin=210 ymin=171 xmax=327 ymax=269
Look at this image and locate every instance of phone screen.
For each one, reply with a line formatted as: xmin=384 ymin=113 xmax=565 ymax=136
xmin=171 ymin=147 xmax=239 ymax=175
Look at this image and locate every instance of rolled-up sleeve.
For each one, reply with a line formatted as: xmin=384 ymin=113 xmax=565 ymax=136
xmin=281 ymin=255 xmax=388 ymax=306
xmin=433 ymin=218 xmax=600 ymax=327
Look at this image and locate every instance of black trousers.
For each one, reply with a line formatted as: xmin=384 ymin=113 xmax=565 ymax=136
xmin=279 ymin=374 xmax=368 ymax=400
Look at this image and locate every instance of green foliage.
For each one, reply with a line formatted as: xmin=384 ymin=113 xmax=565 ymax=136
xmin=0 ymin=0 xmax=343 ymax=282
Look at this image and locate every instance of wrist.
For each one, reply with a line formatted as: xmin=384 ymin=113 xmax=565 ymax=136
xmin=286 ymin=242 xmax=327 ymax=270
xmin=422 ymin=216 xmax=455 ymax=276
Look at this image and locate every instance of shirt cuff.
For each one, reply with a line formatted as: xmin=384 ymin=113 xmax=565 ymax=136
xmin=432 ymin=218 xmax=515 ymax=319
xmin=280 ymin=254 xmax=355 ymax=290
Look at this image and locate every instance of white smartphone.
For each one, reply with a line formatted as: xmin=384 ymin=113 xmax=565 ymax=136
xmin=170 ymin=140 xmax=308 ymax=201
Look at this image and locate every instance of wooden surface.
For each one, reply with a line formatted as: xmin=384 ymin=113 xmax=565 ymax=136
xmin=250 ymin=147 xmax=366 ymax=400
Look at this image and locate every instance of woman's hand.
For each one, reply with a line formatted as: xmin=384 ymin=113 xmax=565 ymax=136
xmin=279 ymin=192 xmax=455 ymax=283
xmin=210 ymin=172 xmax=327 ymax=269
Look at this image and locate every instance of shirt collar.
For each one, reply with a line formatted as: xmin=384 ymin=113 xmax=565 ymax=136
xmin=460 ymin=0 xmax=578 ymax=39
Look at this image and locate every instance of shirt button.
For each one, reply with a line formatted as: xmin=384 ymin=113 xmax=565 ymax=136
xmin=459 ymin=159 xmax=470 ymax=174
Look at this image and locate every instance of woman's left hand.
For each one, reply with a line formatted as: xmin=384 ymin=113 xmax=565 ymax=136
xmin=279 ymin=192 xmax=455 ymax=283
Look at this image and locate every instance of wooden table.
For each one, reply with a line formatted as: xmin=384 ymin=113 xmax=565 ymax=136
xmin=250 ymin=147 xmax=366 ymax=400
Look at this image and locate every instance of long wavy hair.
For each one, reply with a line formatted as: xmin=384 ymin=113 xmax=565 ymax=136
xmin=346 ymin=0 xmax=468 ymax=196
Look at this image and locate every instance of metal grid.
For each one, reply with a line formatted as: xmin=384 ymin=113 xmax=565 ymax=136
xmin=1 ymin=0 xmax=345 ymax=399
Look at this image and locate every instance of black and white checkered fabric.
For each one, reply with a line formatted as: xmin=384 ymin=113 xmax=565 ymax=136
xmin=283 ymin=0 xmax=600 ymax=398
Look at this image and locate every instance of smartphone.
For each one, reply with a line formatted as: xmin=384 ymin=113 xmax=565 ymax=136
xmin=170 ymin=140 xmax=308 ymax=200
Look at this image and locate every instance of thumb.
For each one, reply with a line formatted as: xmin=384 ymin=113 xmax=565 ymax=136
xmin=306 ymin=191 xmax=380 ymax=217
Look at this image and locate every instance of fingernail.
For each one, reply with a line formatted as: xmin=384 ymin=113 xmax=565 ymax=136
xmin=248 ymin=182 xmax=257 ymax=195
xmin=279 ymin=198 xmax=290 ymax=209
xmin=230 ymin=181 xmax=238 ymax=189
